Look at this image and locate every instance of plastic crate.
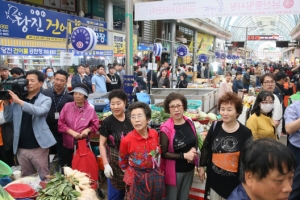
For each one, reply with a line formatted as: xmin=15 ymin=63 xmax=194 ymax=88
xmin=150 ymin=104 xmax=163 ymax=111
xmin=187 ymin=100 xmax=202 ymax=110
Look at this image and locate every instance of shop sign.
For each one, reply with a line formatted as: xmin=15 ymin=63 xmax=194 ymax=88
xmin=153 ymin=43 xmax=162 ymax=57
xmin=0 ymin=45 xmax=113 ymax=56
xmin=0 ymin=0 xmax=107 ymax=44
xmin=247 ymin=35 xmax=279 ymax=41
xmin=71 ymin=27 xmax=97 ymax=52
xmin=220 ymin=53 xmax=226 ymax=59
xmin=60 ymin=51 xmax=74 ymax=66
xmin=138 ymin=45 xmax=151 ymax=51
xmin=215 ymin=51 xmax=220 ymax=59
xmin=135 ymin=0 xmax=300 ymax=20
xmin=189 ymin=33 xmax=214 ymax=55
xmin=113 ymin=33 xmax=125 ymax=54
xmin=176 ymin=45 xmax=189 ymax=57
xmin=227 ymin=54 xmax=232 ymax=59
xmin=198 ymin=54 xmax=208 ymax=62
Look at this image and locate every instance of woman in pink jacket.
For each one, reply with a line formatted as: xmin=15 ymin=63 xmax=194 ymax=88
xmin=160 ymin=92 xmax=198 ymax=200
xmin=58 ymin=84 xmax=99 ymax=167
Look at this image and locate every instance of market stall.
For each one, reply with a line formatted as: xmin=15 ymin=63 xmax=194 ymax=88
xmin=150 ymin=88 xmax=219 ymax=113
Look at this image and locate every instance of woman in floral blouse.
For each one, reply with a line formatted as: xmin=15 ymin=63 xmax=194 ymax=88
xmin=119 ymin=102 xmax=164 ymax=200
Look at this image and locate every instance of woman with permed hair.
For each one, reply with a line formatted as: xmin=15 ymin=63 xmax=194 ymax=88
xmin=159 ymin=92 xmax=198 ymax=200
xmin=199 ymin=92 xmax=252 ymax=200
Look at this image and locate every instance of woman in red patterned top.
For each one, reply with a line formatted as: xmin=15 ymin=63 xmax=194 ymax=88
xmin=119 ymin=102 xmax=164 ymax=200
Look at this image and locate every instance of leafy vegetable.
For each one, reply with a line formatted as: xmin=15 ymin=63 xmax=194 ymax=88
xmin=37 ymin=172 xmax=81 ymax=200
xmin=0 ymin=185 xmax=14 ymax=200
xmin=97 ymin=111 xmax=112 ymax=121
xmin=151 ymin=110 xmax=170 ymax=124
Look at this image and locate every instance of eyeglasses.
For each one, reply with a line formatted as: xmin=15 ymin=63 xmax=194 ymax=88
xmin=169 ymin=104 xmax=183 ymax=110
xmin=263 ymin=81 xmax=275 ymax=85
xmin=130 ymin=114 xmax=145 ymax=120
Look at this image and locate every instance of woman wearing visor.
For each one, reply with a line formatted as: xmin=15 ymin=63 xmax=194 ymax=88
xmin=58 ymin=84 xmax=99 ymax=167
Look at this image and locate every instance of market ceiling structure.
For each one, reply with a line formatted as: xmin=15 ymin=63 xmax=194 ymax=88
xmin=212 ymin=15 xmax=300 ymax=50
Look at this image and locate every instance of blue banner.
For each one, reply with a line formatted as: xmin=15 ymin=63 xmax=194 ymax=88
xmin=0 ymin=0 xmax=107 ymax=45
xmin=0 ymin=46 xmax=113 ymax=56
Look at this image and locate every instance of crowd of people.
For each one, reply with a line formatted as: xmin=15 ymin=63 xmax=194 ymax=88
xmin=0 ymin=61 xmax=300 ymax=200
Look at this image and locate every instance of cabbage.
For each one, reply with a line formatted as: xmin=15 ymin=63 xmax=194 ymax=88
xmin=207 ymin=113 xmax=217 ymax=120
xmin=199 ymin=111 xmax=207 ymax=118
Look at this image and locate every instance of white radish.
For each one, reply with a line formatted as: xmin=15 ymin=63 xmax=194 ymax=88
xmin=74 ymin=171 xmax=86 ymax=179
xmin=78 ymin=179 xmax=90 ymax=186
xmin=77 ymin=177 xmax=90 ymax=183
xmin=78 ymin=183 xmax=90 ymax=190
xmin=75 ymin=184 xmax=81 ymax=192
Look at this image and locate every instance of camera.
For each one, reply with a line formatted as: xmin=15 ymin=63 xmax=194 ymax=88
xmin=0 ymin=76 xmax=28 ymax=100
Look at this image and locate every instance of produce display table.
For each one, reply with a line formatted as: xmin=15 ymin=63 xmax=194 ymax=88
xmin=150 ymin=88 xmax=219 ymax=113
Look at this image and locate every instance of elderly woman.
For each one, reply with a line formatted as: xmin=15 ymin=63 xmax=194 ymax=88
xmin=199 ymin=92 xmax=252 ymax=200
xmin=119 ymin=102 xmax=164 ymax=200
xmin=99 ymin=89 xmax=133 ymax=200
xmin=160 ymin=92 xmax=198 ymax=200
xmin=58 ymin=84 xmax=99 ymax=167
xmin=246 ymin=91 xmax=276 ymax=140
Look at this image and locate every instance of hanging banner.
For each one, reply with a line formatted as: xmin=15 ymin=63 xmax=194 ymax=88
xmin=176 ymin=45 xmax=189 ymax=57
xmin=133 ymin=35 xmax=138 ymax=55
xmin=0 ymin=45 xmax=113 ymax=56
xmin=0 ymin=0 xmax=106 ymax=44
xmin=215 ymin=51 xmax=220 ymax=59
xmin=135 ymin=0 xmax=300 ymax=20
xmin=220 ymin=53 xmax=226 ymax=59
xmin=195 ymin=33 xmax=214 ymax=55
xmin=113 ymin=33 xmax=125 ymax=54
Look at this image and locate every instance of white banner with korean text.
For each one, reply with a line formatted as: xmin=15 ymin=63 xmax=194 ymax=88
xmin=135 ymin=0 xmax=300 ymax=21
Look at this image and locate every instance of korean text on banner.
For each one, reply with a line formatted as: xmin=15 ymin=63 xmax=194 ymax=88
xmin=60 ymin=52 xmax=74 ymax=66
xmin=113 ymin=33 xmax=125 ymax=54
xmin=0 ymin=0 xmax=107 ymax=44
xmin=0 ymin=46 xmax=113 ymax=56
xmin=135 ymin=0 xmax=300 ymax=20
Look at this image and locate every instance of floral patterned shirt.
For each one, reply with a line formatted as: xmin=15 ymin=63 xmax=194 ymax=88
xmin=119 ymin=128 xmax=159 ymax=170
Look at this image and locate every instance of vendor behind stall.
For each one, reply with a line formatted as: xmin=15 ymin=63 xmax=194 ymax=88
xmin=232 ymin=72 xmax=244 ymax=93
xmin=219 ymin=72 xmax=233 ymax=98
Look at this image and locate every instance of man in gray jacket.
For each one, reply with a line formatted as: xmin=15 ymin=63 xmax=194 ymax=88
xmin=4 ymin=70 xmax=56 ymax=180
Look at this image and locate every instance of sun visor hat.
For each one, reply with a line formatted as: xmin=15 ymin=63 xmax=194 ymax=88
xmin=69 ymin=87 xmax=89 ymax=97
